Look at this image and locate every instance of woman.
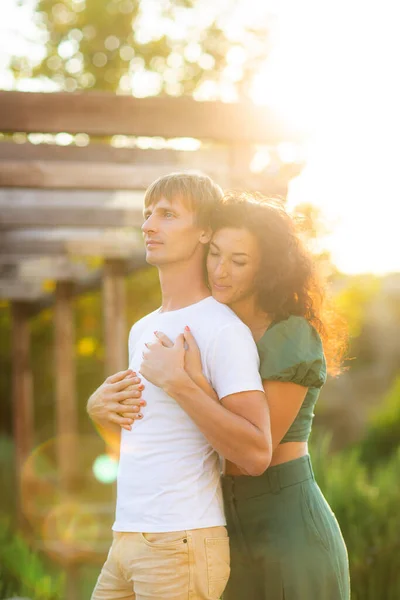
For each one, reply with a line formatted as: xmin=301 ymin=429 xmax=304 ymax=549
xmin=129 ymin=192 xmax=350 ymax=599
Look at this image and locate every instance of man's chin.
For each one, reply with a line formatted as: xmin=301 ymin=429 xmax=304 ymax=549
xmin=145 ymin=251 xmax=167 ymax=266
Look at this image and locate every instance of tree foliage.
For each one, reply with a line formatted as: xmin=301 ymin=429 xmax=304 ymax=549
xmin=11 ymin=0 xmax=270 ymax=95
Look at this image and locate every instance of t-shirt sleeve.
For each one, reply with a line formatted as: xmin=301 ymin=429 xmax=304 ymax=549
xmin=208 ymin=321 xmax=264 ymax=401
xmin=257 ymin=317 xmax=326 ymax=388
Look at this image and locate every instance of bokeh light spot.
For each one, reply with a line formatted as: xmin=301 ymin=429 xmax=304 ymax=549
xmin=93 ymin=454 xmax=118 ymax=484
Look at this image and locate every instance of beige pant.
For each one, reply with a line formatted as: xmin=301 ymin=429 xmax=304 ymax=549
xmin=91 ymin=526 xmax=230 ymax=600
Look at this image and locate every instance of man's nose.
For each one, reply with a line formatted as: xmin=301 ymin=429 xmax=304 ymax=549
xmin=142 ymin=214 xmax=156 ymax=234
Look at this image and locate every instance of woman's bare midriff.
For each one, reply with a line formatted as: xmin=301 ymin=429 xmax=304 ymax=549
xmin=225 ymin=442 xmax=308 ymax=476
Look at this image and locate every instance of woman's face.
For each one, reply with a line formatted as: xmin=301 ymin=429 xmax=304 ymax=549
xmin=207 ymin=227 xmax=262 ymax=307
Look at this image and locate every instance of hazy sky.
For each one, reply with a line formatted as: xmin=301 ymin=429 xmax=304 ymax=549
xmin=1 ymin=0 xmax=399 ymax=275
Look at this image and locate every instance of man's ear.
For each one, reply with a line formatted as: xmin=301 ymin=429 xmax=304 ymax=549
xmin=199 ymin=227 xmax=212 ymax=245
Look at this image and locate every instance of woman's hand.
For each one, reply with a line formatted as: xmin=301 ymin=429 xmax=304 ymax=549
xmin=140 ymin=335 xmax=187 ymax=389
xmin=153 ymin=327 xmax=203 ymax=384
xmin=182 ymin=326 xmax=204 ymax=385
xmin=145 ymin=329 xmax=218 ymax=402
xmin=87 ymin=369 xmax=146 ymax=431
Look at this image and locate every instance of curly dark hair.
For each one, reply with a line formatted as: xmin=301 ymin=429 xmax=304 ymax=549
xmin=210 ymin=191 xmax=347 ymax=375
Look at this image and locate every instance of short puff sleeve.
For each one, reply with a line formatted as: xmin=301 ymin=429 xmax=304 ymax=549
xmin=257 ymin=316 xmax=326 ymax=388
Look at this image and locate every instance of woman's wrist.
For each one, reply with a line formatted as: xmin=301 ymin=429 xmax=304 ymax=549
xmin=189 ymin=371 xmax=208 ymax=388
xmin=190 ymin=372 xmax=218 ymax=401
xmin=163 ymin=368 xmax=192 ymax=397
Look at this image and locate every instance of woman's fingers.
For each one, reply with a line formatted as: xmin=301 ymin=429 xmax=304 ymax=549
xmin=183 ymin=327 xmax=198 ymax=350
xmin=107 ymin=369 xmax=134 ymax=384
xmin=175 ymin=333 xmax=185 ymax=348
xmin=121 ymin=410 xmax=142 ymax=419
xmin=154 ymin=331 xmax=174 ymax=348
xmin=113 ymin=375 xmax=141 ymax=392
xmin=120 ymin=397 xmax=146 ymax=406
xmin=116 ymin=389 xmax=143 ymax=402
xmin=110 ymin=413 xmax=133 ymax=425
xmin=110 ymin=410 xmax=143 ymax=425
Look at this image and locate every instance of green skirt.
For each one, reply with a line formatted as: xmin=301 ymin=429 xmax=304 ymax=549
xmin=222 ymin=455 xmax=350 ymax=600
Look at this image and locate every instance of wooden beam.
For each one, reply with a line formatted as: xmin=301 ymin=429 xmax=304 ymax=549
xmin=1 ymin=279 xmax=47 ymax=301
xmin=0 ymin=203 xmax=145 ymax=228
xmin=0 ymin=160 xmax=209 ymax=190
xmin=0 ymin=159 xmax=288 ymax=192
xmin=0 ymin=141 xmax=230 ymax=165
xmin=54 ymin=281 xmax=78 ymax=492
xmin=0 ymin=188 xmax=143 ymax=206
xmin=103 ymin=259 xmax=127 ymax=375
xmin=11 ymin=302 xmax=34 ymax=521
xmin=16 ymin=256 xmax=91 ymax=281
xmin=0 ymin=91 xmax=301 ymax=143
xmin=0 ymin=230 xmax=144 ymax=258
xmin=0 ymin=254 xmax=147 ymax=304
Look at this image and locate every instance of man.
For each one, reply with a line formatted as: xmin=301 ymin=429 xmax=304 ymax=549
xmin=88 ymin=172 xmax=271 ymax=600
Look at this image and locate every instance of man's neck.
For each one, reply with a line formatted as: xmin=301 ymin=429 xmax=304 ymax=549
xmin=158 ymin=259 xmax=210 ymax=312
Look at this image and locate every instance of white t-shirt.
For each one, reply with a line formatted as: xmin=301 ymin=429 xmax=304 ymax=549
xmin=113 ymin=296 xmax=264 ymax=533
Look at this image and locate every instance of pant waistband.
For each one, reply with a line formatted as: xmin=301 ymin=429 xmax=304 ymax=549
xmin=222 ymin=454 xmax=314 ymax=498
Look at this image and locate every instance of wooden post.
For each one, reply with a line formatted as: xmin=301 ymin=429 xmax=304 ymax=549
xmin=102 ymin=259 xmax=127 ymax=376
xmin=54 ymin=281 xmax=79 ymax=600
xmin=11 ymin=302 xmax=34 ymax=521
xmin=54 ymin=281 xmax=77 ymax=491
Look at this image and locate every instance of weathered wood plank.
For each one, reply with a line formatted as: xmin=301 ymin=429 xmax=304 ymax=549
xmin=0 ymin=229 xmax=145 ymax=257
xmin=16 ymin=257 xmax=91 ymax=281
xmin=0 ymin=188 xmax=143 ymax=206
xmin=0 ymin=253 xmax=147 ymax=305
xmin=0 ymin=160 xmax=213 ymax=189
xmin=0 ymin=159 xmax=288 ymax=192
xmin=0 ymin=204 xmax=145 ymax=228
xmin=2 ymin=279 xmax=49 ymax=300
xmin=55 ymin=281 xmax=78 ymax=493
xmin=11 ymin=302 xmax=34 ymax=520
xmin=0 ymin=91 xmax=298 ymax=143
xmin=103 ymin=259 xmax=127 ymax=375
xmin=0 ymin=141 xmax=230 ymax=166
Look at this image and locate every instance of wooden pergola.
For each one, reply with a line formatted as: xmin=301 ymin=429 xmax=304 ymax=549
xmin=0 ymin=90 xmax=303 ymax=595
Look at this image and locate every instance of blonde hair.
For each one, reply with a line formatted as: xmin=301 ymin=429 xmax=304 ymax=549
xmin=144 ymin=172 xmax=223 ymax=227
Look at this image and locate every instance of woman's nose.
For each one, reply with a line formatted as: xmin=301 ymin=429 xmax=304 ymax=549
xmin=215 ymin=260 xmax=228 ymax=278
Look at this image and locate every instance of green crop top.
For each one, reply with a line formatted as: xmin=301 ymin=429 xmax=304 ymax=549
xmin=256 ymin=315 xmax=327 ymax=444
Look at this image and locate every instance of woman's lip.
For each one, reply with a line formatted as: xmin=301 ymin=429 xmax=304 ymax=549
xmin=146 ymin=240 xmax=162 ymax=246
xmin=212 ymin=282 xmax=231 ymax=290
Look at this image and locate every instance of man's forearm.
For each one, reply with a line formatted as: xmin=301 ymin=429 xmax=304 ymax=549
xmin=164 ymin=371 xmax=271 ymax=476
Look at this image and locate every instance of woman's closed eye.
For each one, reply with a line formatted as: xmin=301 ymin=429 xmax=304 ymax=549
xmin=233 ymin=261 xmax=247 ymax=267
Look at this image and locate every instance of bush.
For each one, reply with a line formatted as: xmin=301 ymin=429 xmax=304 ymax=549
xmin=0 ymin=518 xmax=65 ymax=600
xmin=358 ymin=377 xmax=400 ymax=468
xmin=312 ymin=437 xmax=400 ymax=600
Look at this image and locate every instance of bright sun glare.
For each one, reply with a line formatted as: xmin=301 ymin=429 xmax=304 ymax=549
xmin=249 ymin=0 xmax=400 ymax=275
xmin=0 ymin=0 xmax=399 ymax=275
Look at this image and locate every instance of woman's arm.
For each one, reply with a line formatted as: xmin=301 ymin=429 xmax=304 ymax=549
xmin=262 ymin=380 xmax=308 ymax=450
xmin=140 ymin=335 xmax=272 ymax=476
xmin=87 ymin=370 xmax=146 ymax=452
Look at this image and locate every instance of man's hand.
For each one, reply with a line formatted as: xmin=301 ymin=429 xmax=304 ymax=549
xmin=87 ymin=369 xmax=146 ymax=431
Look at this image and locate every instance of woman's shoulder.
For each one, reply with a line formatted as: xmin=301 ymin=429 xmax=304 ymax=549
xmin=259 ymin=315 xmax=321 ymax=346
xmin=257 ymin=315 xmax=326 ymax=387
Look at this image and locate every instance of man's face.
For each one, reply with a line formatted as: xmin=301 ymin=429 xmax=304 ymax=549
xmin=141 ymin=196 xmax=210 ymax=266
